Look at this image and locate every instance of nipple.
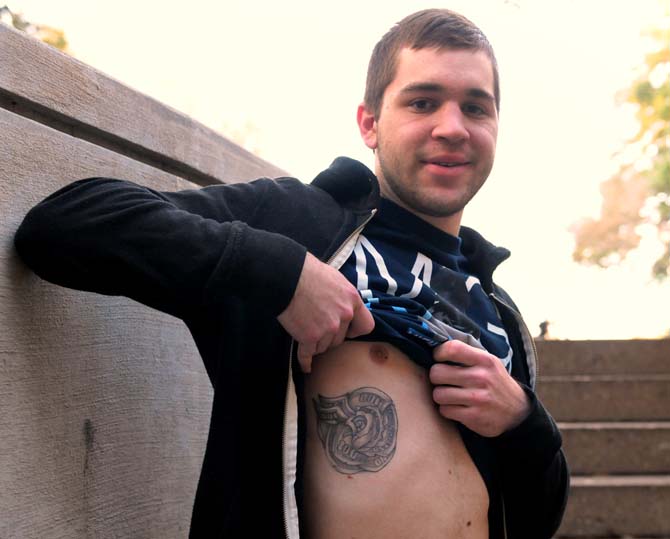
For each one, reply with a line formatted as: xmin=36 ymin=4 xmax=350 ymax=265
xmin=369 ymin=344 xmax=389 ymax=364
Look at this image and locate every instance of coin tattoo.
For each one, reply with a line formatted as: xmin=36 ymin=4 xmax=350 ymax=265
xmin=313 ymin=387 xmax=398 ymax=474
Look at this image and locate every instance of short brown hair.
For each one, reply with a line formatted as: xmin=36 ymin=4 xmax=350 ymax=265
xmin=364 ymin=9 xmax=500 ymax=118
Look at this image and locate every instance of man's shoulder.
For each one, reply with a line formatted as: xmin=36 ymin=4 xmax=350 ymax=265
xmin=310 ymin=157 xmax=379 ymax=208
xmin=246 ymin=157 xmax=379 ymax=216
xmin=218 ymin=156 xmax=377 ymax=205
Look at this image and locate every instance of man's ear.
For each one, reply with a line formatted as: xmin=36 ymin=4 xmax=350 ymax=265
xmin=357 ymin=103 xmax=378 ymax=150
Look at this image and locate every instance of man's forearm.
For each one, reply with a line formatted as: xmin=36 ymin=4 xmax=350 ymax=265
xmin=14 ymin=177 xmax=306 ymax=319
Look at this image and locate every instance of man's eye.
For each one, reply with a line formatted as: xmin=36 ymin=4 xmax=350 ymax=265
xmin=464 ymin=103 xmax=487 ymax=116
xmin=410 ymin=99 xmax=434 ymax=112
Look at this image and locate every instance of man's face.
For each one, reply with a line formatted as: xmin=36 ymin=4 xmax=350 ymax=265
xmin=358 ymin=47 xmax=499 ymax=235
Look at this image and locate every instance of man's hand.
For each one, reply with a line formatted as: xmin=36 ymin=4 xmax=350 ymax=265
xmin=429 ymin=340 xmax=531 ymax=437
xmin=277 ymin=252 xmax=375 ymax=373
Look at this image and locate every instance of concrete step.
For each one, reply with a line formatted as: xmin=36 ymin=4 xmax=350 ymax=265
xmin=556 ymin=475 xmax=670 ymax=537
xmin=537 ymin=375 xmax=670 ymax=421
xmin=536 ymin=339 xmax=670 ymax=376
xmin=560 ymin=421 xmax=670 ymax=474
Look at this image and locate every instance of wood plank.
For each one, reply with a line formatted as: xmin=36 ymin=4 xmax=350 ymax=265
xmin=1 ymin=109 xmax=213 ymax=538
xmin=0 ymin=23 xmax=286 ymax=186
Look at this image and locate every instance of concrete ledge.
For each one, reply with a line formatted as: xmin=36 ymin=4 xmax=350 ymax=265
xmin=557 ymin=475 xmax=670 ymax=537
xmin=538 ymin=376 xmax=670 ymax=421
xmin=0 ymin=23 xmax=286 ymax=186
xmin=560 ymin=422 xmax=670 ymax=474
xmin=537 ymin=339 xmax=670 ymax=376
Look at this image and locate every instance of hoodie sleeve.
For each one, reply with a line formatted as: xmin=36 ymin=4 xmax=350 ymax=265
xmin=14 ymin=177 xmax=307 ymax=321
xmin=494 ymin=384 xmax=570 ymax=538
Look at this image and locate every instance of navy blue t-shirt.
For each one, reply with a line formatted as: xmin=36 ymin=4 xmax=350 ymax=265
xmin=339 ymin=198 xmax=513 ymax=370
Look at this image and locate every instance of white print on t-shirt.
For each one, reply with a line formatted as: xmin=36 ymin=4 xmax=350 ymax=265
xmin=348 ymin=234 xmax=513 ymax=369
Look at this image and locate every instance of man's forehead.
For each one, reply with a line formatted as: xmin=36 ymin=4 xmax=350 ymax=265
xmin=390 ymin=47 xmax=495 ymax=94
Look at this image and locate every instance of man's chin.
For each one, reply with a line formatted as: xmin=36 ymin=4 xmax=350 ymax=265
xmin=403 ymin=191 xmax=468 ymax=219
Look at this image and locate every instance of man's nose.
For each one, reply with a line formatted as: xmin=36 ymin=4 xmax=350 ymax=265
xmin=431 ymin=104 xmax=469 ymax=143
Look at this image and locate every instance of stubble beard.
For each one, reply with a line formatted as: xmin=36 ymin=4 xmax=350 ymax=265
xmin=377 ymin=147 xmax=485 ymax=220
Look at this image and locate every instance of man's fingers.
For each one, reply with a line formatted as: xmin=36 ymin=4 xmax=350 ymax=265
xmin=433 ymin=385 xmax=485 ymax=407
xmin=315 ymin=332 xmax=336 ymax=355
xmin=430 ymin=362 xmax=483 ymax=387
xmin=278 ymin=253 xmax=376 ymax=363
xmin=433 ymin=339 xmax=480 ymax=365
xmin=331 ymin=319 xmax=351 ymax=349
xmin=430 ymin=363 xmax=458 ymax=386
xmin=346 ymin=303 xmax=375 ymax=338
xmin=297 ymin=342 xmax=316 ymax=374
xmin=438 ymin=404 xmax=471 ymax=424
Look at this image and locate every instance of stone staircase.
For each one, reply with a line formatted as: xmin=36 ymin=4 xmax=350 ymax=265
xmin=535 ymin=339 xmax=670 ymax=539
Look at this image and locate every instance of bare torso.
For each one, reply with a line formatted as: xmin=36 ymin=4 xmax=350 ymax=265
xmin=302 ymin=340 xmax=489 ymax=539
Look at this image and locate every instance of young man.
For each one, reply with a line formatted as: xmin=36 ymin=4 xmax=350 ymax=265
xmin=15 ymin=8 xmax=569 ymax=539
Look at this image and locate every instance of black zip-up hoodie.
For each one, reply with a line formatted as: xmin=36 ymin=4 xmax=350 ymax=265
xmin=15 ymin=157 xmax=568 ymax=538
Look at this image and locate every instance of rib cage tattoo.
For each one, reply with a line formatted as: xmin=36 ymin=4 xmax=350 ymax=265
xmin=313 ymin=387 xmax=398 ymax=474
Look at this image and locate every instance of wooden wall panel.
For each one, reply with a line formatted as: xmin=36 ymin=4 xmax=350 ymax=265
xmin=0 ymin=23 xmax=287 ymax=186
xmin=1 ymin=110 xmax=213 ymax=538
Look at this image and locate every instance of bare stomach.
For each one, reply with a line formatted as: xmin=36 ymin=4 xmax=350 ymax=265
xmin=302 ymin=341 xmax=489 ymax=539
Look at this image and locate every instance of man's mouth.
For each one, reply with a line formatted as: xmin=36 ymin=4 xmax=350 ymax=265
xmin=425 ymin=160 xmax=469 ymax=168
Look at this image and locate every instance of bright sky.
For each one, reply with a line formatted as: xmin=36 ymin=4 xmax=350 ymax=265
xmin=10 ymin=0 xmax=670 ymax=340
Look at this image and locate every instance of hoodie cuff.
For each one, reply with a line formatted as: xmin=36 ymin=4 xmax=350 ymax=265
xmin=494 ymin=384 xmax=563 ymax=470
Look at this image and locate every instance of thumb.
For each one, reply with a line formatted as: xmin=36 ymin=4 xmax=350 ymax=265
xmin=347 ymin=303 xmax=375 ymax=338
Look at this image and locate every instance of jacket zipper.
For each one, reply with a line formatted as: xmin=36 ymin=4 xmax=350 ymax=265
xmin=326 ymin=209 xmax=378 ymax=268
xmin=282 ymin=340 xmax=300 ymax=539
xmin=282 ymin=209 xmax=377 ymax=539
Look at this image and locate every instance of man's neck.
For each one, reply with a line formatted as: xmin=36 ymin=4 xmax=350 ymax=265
xmin=379 ymin=194 xmax=463 ymax=237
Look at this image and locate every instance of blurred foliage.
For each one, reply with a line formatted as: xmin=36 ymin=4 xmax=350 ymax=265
xmin=572 ymin=18 xmax=670 ymax=279
xmin=1 ymin=5 xmax=69 ymax=53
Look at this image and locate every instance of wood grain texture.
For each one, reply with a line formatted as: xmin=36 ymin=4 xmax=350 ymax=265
xmin=1 ymin=110 xmax=214 ymax=538
xmin=0 ymin=23 xmax=287 ymax=186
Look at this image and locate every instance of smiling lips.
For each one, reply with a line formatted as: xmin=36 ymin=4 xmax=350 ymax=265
xmin=423 ymin=157 xmax=471 ymax=169
xmin=434 ymin=161 xmax=468 ymax=167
